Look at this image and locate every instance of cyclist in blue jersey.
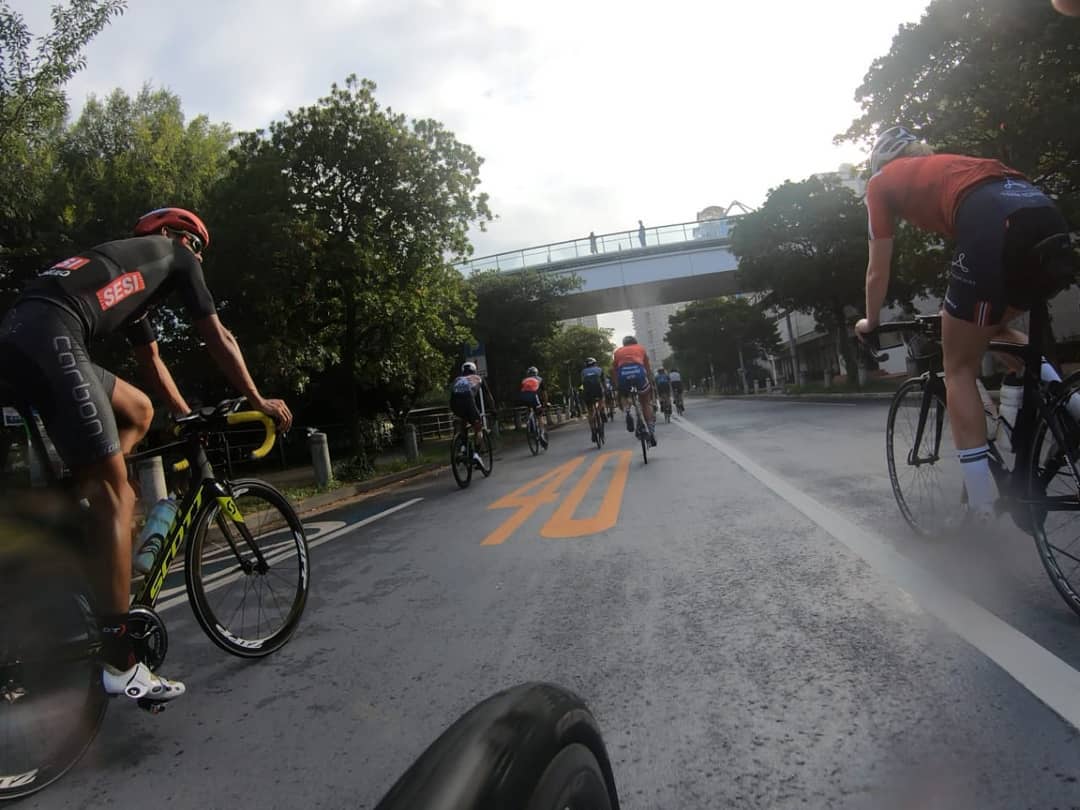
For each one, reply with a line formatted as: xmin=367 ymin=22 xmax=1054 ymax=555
xmin=580 ymin=357 xmax=607 ymax=443
xmin=450 ymin=362 xmax=496 ymax=459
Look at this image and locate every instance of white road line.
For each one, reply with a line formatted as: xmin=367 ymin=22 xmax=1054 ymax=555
xmin=154 ymin=498 xmax=424 ymax=613
xmin=675 ymin=416 xmax=1080 ymax=731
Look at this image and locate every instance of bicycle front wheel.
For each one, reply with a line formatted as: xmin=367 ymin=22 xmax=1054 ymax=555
xmin=1028 ymin=402 xmax=1080 ymax=618
xmin=186 ymin=479 xmax=309 ymax=658
xmin=886 ymin=376 xmax=965 ymax=536
xmin=451 ymin=431 xmax=473 ymax=488
xmin=0 ymin=517 xmax=106 ymax=801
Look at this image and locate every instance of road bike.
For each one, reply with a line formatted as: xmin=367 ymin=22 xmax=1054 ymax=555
xmin=374 ymin=682 xmax=620 ymax=810
xmin=659 ymin=390 xmax=673 ymax=424
xmin=627 ymin=386 xmax=651 ymax=464
xmin=0 ymin=397 xmax=310 ymax=800
xmin=867 ymin=233 xmax=1080 ymax=617
xmin=673 ymin=388 xmax=685 ymax=416
xmin=586 ymin=397 xmax=606 ymax=450
xmin=450 ymin=399 xmax=494 ymax=489
xmin=525 ymin=406 xmax=548 ymax=457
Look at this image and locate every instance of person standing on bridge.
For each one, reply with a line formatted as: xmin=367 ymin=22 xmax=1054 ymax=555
xmin=637 ymin=220 xmax=647 ymax=248
xmin=589 ymin=231 xmax=598 ymax=255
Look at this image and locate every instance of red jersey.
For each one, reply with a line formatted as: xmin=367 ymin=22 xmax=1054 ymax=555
xmin=865 ymin=154 xmax=1027 ymax=240
xmin=613 ymin=344 xmax=648 ymax=370
xmin=520 ymin=375 xmax=543 ymax=393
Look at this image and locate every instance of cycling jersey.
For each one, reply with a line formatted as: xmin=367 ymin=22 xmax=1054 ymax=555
xmin=655 ymin=373 xmax=671 ymax=392
xmin=613 ymin=344 xmax=648 ymax=370
xmin=19 ymin=235 xmax=217 ymax=345
xmin=865 ymin=154 xmax=1027 ymax=240
xmin=520 ymin=375 xmax=544 ymax=393
xmin=581 ymin=366 xmax=605 ymax=402
xmin=452 ymin=374 xmax=483 ymax=395
xmin=669 ymin=372 xmax=682 ymax=384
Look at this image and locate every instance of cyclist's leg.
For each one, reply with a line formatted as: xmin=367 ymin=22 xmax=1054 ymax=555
xmin=110 ymin=377 xmax=154 ymax=455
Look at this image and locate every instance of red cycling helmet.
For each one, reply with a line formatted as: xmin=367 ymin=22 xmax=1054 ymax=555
xmin=133 ymin=207 xmax=211 ymax=251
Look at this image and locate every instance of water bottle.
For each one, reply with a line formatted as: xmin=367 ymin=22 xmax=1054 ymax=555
xmin=998 ymin=374 xmax=1024 ymax=453
xmin=133 ymin=497 xmax=179 ymax=575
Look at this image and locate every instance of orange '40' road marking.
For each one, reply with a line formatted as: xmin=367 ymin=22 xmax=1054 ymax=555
xmin=482 ymin=450 xmax=632 ymax=546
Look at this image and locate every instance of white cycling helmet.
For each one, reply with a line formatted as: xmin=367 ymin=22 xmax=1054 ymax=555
xmin=870 ymin=126 xmax=919 ymax=174
xmin=462 ymin=361 xmax=477 ymax=374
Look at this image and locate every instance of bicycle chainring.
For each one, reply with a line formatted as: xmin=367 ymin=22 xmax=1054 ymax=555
xmin=128 ymin=606 xmax=168 ymax=671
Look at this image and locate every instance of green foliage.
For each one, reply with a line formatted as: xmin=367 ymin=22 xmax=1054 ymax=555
xmin=840 ymin=0 xmax=1080 ymax=224
xmin=468 ymin=268 xmax=582 ymax=402
xmin=539 ymin=325 xmax=616 ymax=397
xmin=666 ymin=298 xmax=780 ymax=384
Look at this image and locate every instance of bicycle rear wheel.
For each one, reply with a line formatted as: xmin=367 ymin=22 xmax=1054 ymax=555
xmin=451 ymin=431 xmax=473 ymax=488
xmin=0 ymin=508 xmax=106 ymax=801
xmin=886 ymin=376 xmax=965 ymax=536
xmin=186 ymin=479 xmax=309 ymax=657
xmin=527 ymin=418 xmax=540 ymax=456
xmin=479 ymin=431 xmax=494 ymax=478
xmin=1028 ymin=400 xmax=1080 ymax=618
xmin=597 ymin=412 xmax=605 ymax=448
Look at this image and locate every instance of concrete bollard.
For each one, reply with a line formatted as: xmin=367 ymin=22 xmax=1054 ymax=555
xmin=136 ymin=457 xmax=168 ymax=512
xmin=823 ymin=369 xmax=833 ymax=389
xmin=404 ymin=424 xmax=419 ymax=463
xmin=309 ymin=430 xmax=332 ymax=488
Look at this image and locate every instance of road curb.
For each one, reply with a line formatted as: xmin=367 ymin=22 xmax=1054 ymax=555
xmin=705 ymin=393 xmax=895 ymax=404
xmin=292 ymin=462 xmax=445 ymax=516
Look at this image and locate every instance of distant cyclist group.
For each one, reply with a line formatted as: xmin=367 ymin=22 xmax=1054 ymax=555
xmin=448 ymin=336 xmax=686 ymax=457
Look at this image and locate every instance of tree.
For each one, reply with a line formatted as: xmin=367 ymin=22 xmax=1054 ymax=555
xmin=839 ymin=0 xmax=1080 ymax=225
xmin=207 ymin=76 xmax=490 ymax=443
xmin=730 ymin=176 xmax=888 ymax=383
xmin=468 ymin=268 xmax=582 ymax=403
xmin=539 ymin=325 xmax=616 ymax=399
xmin=0 ymin=0 xmax=126 ymax=299
xmin=666 ymin=298 xmax=780 ymax=390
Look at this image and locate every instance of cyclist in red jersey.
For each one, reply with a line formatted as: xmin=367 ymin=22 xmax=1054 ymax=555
xmin=0 ymin=208 xmax=292 ymax=706
xmin=855 ymin=127 xmax=1073 ymax=521
xmin=613 ymin=336 xmax=657 ymax=445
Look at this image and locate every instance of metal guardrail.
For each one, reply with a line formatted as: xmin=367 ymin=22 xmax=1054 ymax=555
xmin=406 ymin=405 xmax=575 ymax=441
xmin=454 ymin=216 xmax=743 ymax=275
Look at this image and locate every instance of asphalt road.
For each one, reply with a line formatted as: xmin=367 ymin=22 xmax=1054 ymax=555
xmin=20 ymin=396 xmax=1080 ymax=809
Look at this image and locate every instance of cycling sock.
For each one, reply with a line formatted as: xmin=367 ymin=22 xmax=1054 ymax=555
xmin=1041 ymin=358 xmax=1080 ymax=421
xmin=957 ymin=444 xmax=997 ymax=515
xmin=100 ymin=613 xmax=137 ymax=671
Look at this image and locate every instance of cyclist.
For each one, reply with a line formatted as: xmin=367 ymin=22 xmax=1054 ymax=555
xmin=0 ymin=207 xmax=292 ymax=706
xmin=670 ymin=368 xmax=684 ymax=412
xmin=855 ymin=127 xmax=1074 ymax=522
xmin=519 ymin=366 xmax=548 ymax=448
xmin=613 ymin=336 xmax=657 ymax=446
xmin=654 ymin=367 xmax=672 ymax=417
xmin=580 ymin=357 xmax=607 ymax=443
xmin=450 ymin=362 xmax=496 ymax=465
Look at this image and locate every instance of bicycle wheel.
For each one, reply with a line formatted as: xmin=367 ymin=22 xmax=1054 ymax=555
xmin=1028 ymin=400 xmax=1080 ymax=617
xmin=597 ymin=412 xmax=605 ymax=448
xmin=636 ymin=414 xmax=649 ymax=464
xmin=0 ymin=509 xmax=107 ymax=800
xmin=451 ymin=431 xmax=473 ymax=488
xmin=886 ymin=376 xmax=964 ymax=536
xmin=186 ymin=479 xmax=309 ymax=658
xmin=479 ymin=431 xmax=494 ymax=478
xmin=527 ymin=418 xmax=540 ymax=456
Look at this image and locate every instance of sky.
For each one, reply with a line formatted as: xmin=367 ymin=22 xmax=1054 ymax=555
xmin=14 ymin=0 xmax=934 ymax=335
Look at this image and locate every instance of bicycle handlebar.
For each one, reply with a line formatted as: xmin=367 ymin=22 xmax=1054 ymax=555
xmin=172 ymin=409 xmax=278 ymax=473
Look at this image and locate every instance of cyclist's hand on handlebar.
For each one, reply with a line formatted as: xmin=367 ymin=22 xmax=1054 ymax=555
xmin=254 ymin=397 xmax=293 ymax=433
xmin=854 ymin=317 xmax=877 ymax=343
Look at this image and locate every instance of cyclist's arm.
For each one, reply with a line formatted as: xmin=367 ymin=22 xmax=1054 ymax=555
xmin=133 ymin=341 xmax=191 ymax=417
xmin=194 ymin=314 xmax=293 ymax=430
xmin=863 ymin=238 xmax=894 ymax=329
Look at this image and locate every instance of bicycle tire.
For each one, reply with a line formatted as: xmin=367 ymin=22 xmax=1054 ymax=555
xmin=374 ymin=682 xmax=620 ymax=810
xmin=885 ymin=376 xmax=963 ymax=536
xmin=0 ymin=511 xmax=107 ymax=801
xmin=479 ymin=431 xmax=494 ymax=478
xmin=597 ymin=413 xmax=605 ymax=448
xmin=451 ymin=431 xmax=473 ymax=488
xmin=1028 ymin=397 xmax=1080 ymax=618
xmin=527 ymin=419 xmax=540 ymax=456
xmin=185 ymin=479 xmax=309 ymax=658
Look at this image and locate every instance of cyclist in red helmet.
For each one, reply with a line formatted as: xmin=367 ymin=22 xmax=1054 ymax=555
xmin=0 ymin=207 xmax=292 ymax=707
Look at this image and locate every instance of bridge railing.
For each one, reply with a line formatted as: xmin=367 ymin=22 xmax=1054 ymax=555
xmin=455 ymin=216 xmax=742 ymax=275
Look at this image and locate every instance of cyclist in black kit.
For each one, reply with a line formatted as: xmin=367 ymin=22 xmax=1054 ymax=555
xmin=0 ymin=207 xmax=292 ymax=707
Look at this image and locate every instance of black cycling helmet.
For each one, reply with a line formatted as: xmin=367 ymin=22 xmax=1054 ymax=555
xmin=526 ymin=366 xmax=539 ymax=376
xmin=622 ymin=335 xmax=637 ymax=346
xmin=584 ymin=357 xmax=597 ymax=366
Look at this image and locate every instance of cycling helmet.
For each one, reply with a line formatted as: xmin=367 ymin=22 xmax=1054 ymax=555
xmin=462 ymin=361 xmax=477 ymax=374
xmin=584 ymin=357 xmax=597 ymax=366
xmin=657 ymin=367 xmax=666 ymax=373
xmin=870 ymin=126 xmax=918 ymax=174
xmin=622 ymin=335 xmax=637 ymax=346
xmin=526 ymin=366 xmax=539 ymax=376
xmin=134 ymin=207 xmax=211 ymax=252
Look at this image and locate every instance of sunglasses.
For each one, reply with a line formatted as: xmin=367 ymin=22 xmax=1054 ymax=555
xmin=185 ymin=233 xmax=204 ymax=254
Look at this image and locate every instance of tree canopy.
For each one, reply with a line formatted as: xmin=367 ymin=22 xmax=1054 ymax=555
xmin=666 ymin=297 xmax=780 ymax=387
xmin=539 ymin=325 xmax=616 ymax=399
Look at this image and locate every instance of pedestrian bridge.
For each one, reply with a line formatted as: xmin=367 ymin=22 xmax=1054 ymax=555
xmin=455 ymin=217 xmax=746 ymax=319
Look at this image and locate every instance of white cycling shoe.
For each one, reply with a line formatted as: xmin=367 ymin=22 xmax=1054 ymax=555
xmin=103 ymin=662 xmax=186 ymax=704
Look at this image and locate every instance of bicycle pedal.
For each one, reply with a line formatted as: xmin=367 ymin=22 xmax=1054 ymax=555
xmin=136 ymin=698 xmax=168 ymax=714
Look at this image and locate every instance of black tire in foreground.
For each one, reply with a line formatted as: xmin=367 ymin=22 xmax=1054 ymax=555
xmin=185 ymin=479 xmax=309 ymax=658
xmin=527 ymin=420 xmax=541 ymax=456
xmin=374 ymin=682 xmax=619 ymax=810
xmin=451 ymin=432 xmax=473 ymax=488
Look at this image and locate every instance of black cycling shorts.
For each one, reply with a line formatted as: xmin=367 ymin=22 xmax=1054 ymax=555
xmin=518 ymin=392 xmax=542 ymax=410
xmin=0 ymin=300 xmax=120 ymax=467
xmin=582 ymin=382 xmax=604 ymax=404
xmin=945 ymin=179 xmax=1069 ymax=326
xmin=450 ymin=391 xmax=481 ymax=423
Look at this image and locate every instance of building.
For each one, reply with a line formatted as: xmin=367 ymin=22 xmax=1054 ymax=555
xmin=631 ymin=302 xmax=687 ymax=366
xmin=559 ymin=314 xmax=600 ymax=330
